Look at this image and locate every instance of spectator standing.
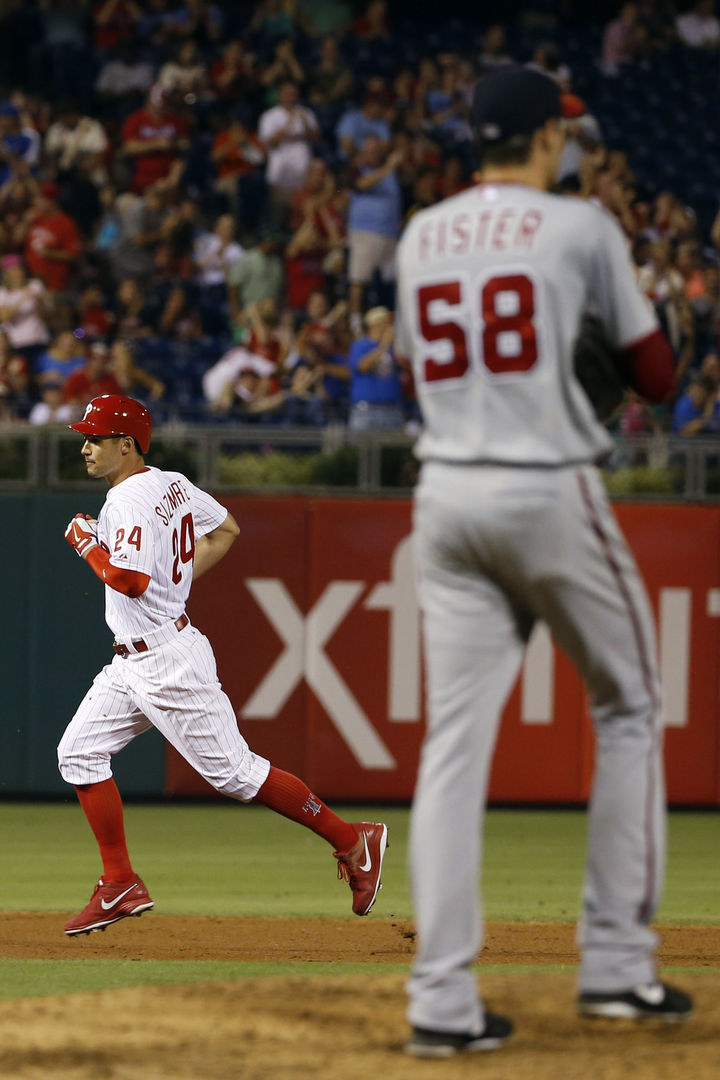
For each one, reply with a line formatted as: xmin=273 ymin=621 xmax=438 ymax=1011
xmin=347 ymin=136 xmax=403 ymax=326
xmin=290 ymin=158 xmax=334 ymax=227
xmin=477 ymin=25 xmax=513 ymax=71
xmin=526 ymin=42 xmax=572 ymax=91
xmin=602 ymin=3 xmax=646 ymax=74
xmin=120 ymin=86 xmax=190 ymax=194
xmin=108 ymin=187 xmax=168 ymax=286
xmin=0 ymin=330 xmax=33 ymax=419
xmin=92 ymin=0 xmax=144 ymax=52
xmin=298 ymin=0 xmax=352 ymax=36
xmin=676 ymin=1 xmax=720 ymax=46
xmin=637 ymin=239 xmax=685 ymax=347
xmin=113 ymin=279 xmax=156 ymax=339
xmin=0 ymin=255 xmax=51 ymax=368
xmin=336 ymin=91 xmax=391 ymax=161
xmin=35 ymin=330 xmax=86 ymax=387
xmin=210 ymin=40 xmax=258 ymax=103
xmin=285 ymin=321 xmax=350 ymax=424
xmin=672 ymin=373 xmax=720 ymax=434
xmin=44 ymin=101 xmax=109 ymax=186
xmin=211 ymin=117 xmax=266 ymax=227
xmin=347 ymin=306 xmax=403 ymax=430
xmin=157 ymin=40 xmax=210 ymax=102
xmin=284 ymin=215 xmax=329 ymax=312
xmin=353 ymin=0 xmax=390 ymax=40
xmin=95 ymin=43 xmax=155 ymax=110
xmin=260 ymin=38 xmax=306 ymax=101
xmin=258 ymin=81 xmax=319 ymax=231
xmin=63 ymin=342 xmax=123 ymax=409
xmin=77 ymin=284 xmax=115 ymax=343
xmin=676 ymin=242 xmax=706 ymax=299
xmin=8 ymin=92 xmax=42 ymax=170
xmin=307 ymin=37 xmax=354 ymax=115
xmin=194 ymin=214 xmax=244 ymax=287
xmin=250 ymin=0 xmax=298 ymax=44
xmin=0 ymin=102 xmax=35 ymax=188
xmin=241 ymin=298 xmax=288 ymax=376
xmin=28 ymin=377 xmax=74 ymax=426
xmin=227 ymin=232 xmax=285 ymax=324
xmin=21 ymin=182 xmax=81 ymax=295
xmin=109 ymin=339 xmax=165 ymax=401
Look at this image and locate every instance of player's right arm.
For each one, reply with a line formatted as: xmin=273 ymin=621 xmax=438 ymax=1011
xmin=65 ymin=514 xmax=150 ymax=597
xmin=192 ymin=512 xmax=240 ymax=581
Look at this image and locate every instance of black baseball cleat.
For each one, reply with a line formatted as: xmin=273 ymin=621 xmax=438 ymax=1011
xmin=405 ymin=1011 xmax=514 ymax=1058
xmin=578 ymin=981 xmax=693 ymax=1022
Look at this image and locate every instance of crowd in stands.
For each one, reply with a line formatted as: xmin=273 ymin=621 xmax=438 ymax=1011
xmin=0 ymin=0 xmax=719 ymax=442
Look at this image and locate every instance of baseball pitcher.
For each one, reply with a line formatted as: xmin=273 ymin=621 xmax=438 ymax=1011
xmin=395 ymin=67 xmax=691 ymax=1057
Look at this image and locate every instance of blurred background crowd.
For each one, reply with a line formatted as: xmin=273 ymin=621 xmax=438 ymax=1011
xmin=0 ymin=0 xmax=719 ymax=439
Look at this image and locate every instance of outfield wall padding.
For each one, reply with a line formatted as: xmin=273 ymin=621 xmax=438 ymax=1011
xmin=2 ymin=494 xmax=719 ymax=805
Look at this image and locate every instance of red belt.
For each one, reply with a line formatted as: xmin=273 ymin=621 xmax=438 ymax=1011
xmin=113 ymin=614 xmax=189 ymax=658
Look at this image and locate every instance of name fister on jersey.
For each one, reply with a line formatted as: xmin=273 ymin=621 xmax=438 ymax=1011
xmin=396 ymin=183 xmax=658 ymax=468
xmin=418 ymin=205 xmax=543 ymax=261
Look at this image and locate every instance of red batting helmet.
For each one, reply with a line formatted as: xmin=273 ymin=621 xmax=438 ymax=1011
xmin=69 ymin=395 xmax=152 ymax=454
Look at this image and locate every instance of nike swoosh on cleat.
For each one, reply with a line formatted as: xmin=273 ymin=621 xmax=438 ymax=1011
xmin=100 ymin=883 xmax=139 ymax=910
xmin=635 ymin=984 xmax=665 ymax=1006
xmin=358 ymin=833 xmax=372 ymax=872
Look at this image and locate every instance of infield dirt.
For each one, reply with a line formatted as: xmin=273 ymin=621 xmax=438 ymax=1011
xmin=1 ymin=916 xmax=718 ymax=1079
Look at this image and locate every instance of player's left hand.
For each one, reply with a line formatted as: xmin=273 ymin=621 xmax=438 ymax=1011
xmin=65 ymin=514 xmax=99 ymax=559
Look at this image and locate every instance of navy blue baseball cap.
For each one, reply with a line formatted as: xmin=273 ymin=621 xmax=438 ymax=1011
xmin=471 ymin=67 xmax=574 ymax=142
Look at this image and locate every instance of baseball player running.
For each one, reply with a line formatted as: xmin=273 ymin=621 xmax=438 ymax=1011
xmin=395 ymin=67 xmax=692 ymax=1057
xmin=59 ymin=394 xmax=387 ymax=935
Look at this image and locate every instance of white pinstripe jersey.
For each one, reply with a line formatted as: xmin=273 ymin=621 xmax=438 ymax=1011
xmin=395 ymin=182 xmax=658 ymax=466
xmin=97 ymin=466 xmax=227 ymax=638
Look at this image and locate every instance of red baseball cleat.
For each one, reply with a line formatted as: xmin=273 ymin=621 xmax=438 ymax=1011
xmin=334 ymin=822 xmax=388 ymax=916
xmin=64 ymin=876 xmax=154 ymax=936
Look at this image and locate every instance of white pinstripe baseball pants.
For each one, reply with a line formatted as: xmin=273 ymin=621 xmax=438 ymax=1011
xmin=58 ymin=620 xmax=270 ymax=800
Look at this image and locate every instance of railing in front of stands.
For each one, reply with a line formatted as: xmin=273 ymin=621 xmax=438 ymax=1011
xmin=1 ymin=424 xmax=720 ymax=499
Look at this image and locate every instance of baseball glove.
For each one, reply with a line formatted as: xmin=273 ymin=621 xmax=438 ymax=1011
xmin=573 ymin=314 xmax=627 ymax=422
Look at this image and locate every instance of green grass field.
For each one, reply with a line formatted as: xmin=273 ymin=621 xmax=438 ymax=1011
xmin=0 ymin=803 xmax=717 ymax=999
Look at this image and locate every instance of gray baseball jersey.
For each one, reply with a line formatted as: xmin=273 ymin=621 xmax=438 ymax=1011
xmin=398 ymin=184 xmax=666 ymax=1035
xmin=395 ymin=183 xmax=657 ymax=465
xmin=58 ymin=467 xmax=270 ymax=801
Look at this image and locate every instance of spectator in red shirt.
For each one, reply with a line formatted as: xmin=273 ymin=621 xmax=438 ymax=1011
xmin=285 ymin=216 xmax=327 ymax=312
xmin=285 ymin=168 xmax=345 ymax=311
xmin=120 ymin=85 xmax=190 ymax=193
xmin=63 ymin=342 xmax=122 ymax=408
xmin=210 ymin=40 xmax=257 ymax=101
xmin=353 ymin=0 xmax=390 ymax=40
xmin=77 ymin=284 xmax=114 ymax=341
xmin=212 ymin=118 xmax=266 ymax=181
xmin=243 ymin=298 xmax=288 ymax=386
xmin=22 ymin=182 xmax=81 ymax=294
xmin=211 ymin=116 xmax=266 ymax=229
xmin=92 ymin=0 xmax=143 ymax=51
xmin=290 ymin=158 xmax=333 ymax=230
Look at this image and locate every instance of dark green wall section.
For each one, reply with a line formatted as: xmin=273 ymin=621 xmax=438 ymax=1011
xmin=0 ymin=494 xmax=166 ymax=796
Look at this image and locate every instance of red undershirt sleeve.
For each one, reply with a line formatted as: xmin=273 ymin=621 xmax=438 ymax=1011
xmin=85 ymin=546 xmax=151 ymax=598
xmin=619 ymin=327 xmax=675 ymax=404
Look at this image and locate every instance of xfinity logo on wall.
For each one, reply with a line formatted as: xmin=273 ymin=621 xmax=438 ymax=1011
xmin=241 ymin=537 xmax=419 ymax=770
xmin=239 ymin=534 xmax=699 ymax=769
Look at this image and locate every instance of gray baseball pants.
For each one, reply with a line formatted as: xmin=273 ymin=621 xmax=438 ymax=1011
xmin=407 ymin=462 xmax=665 ymax=1034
